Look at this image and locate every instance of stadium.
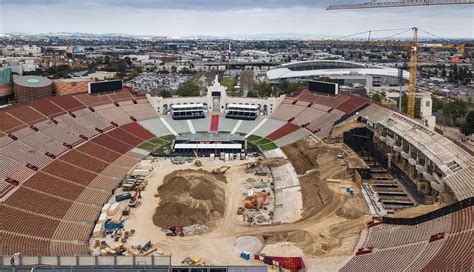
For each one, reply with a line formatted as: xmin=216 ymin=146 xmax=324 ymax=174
xmin=0 ymin=77 xmax=472 ymax=271
xmin=267 ymin=60 xmax=409 ymax=92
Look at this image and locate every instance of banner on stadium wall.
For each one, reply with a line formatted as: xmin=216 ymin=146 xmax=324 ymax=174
xmin=254 ymin=254 xmax=305 ymax=272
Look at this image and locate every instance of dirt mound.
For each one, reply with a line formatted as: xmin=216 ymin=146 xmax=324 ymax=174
xmin=387 ymin=203 xmax=445 ymax=218
xmin=153 ymin=169 xmax=225 ymax=230
xmin=282 ymin=138 xmax=344 ymax=175
xmin=299 ymin=171 xmax=334 ymax=218
xmin=263 ymin=230 xmax=340 ymax=257
xmin=336 ymin=196 xmax=368 ymax=219
xmin=259 ymin=157 xmax=288 ymax=168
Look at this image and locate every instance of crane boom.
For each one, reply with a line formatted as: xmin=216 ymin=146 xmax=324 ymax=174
xmin=327 ymin=0 xmax=473 ymax=10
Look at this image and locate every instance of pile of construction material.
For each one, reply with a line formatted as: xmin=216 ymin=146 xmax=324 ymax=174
xmin=128 ymin=241 xmax=163 ymax=256
xmin=245 ymin=166 xmax=270 ymax=176
xmin=182 ymin=224 xmax=209 ymax=236
xmin=171 ymin=157 xmax=193 ymax=165
xmin=238 ymin=177 xmax=275 ymax=225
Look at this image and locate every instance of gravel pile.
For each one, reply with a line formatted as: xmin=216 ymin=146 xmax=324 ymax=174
xmin=183 ymin=224 xmax=209 ymax=236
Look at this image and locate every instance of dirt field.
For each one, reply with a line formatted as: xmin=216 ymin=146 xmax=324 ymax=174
xmin=153 ymin=169 xmax=225 ymax=229
xmin=387 ymin=203 xmax=445 ymax=218
xmin=99 ymin=137 xmax=371 ymax=271
xmin=282 ymin=138 xmax=348 ymax=218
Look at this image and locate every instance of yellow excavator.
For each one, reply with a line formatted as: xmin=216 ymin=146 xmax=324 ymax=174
xmin=193 ymin=150 xmax=202 ymax=167
xmin=212 ymin=166 xmax=231 ymax=175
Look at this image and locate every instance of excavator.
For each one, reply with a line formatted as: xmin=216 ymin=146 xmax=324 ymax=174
xmin=212 ymin=166 xmax=231 ymax=175
xmin=128 ymin=188 xmax=141 ymax=208
xmin=166 ymin=224 xmax=184 ymax=236
xmin=244 ymin=193 xmax=270 ymax=209
xmin=193 ymin=150 xmax=202 ymax=167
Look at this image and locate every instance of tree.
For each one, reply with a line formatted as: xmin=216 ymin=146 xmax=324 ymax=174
xmin=159 ymin=89 xmax=172 ymax=98
xmin=255 ymin=82 xmax=272 ymax=97
xmin=176 ymin=81 xmax=200 ymax=97
xmin=432 ymin=96 xmax=445 ymax=112
xmin=460 ymin=111 xmax=474 ymax=136
xmin=397 ymin=94 xmax=421 ymax=117
xmin=247 ymin=90 xmax=257 ymax=98
xmin=371 ymin=93 xmax=382 ymax=102
xmin=443 ymin=100 xmax=467 ymax=125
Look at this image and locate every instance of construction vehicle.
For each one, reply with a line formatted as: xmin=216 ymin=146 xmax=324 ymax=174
xmin=182 ymin=257 xmax=202 ymax=266
xmin=104 ymin=219 xmax=124 ymax=230
xmin=212 ymin=166 xmax=231 ymax=175
xmin=115 ymin=193 xmax=132 ymax=202
xmin=244 ymin=193 xmax=270 ymax=209
xmin=128 ymin=187 xmax=141 ymax=207
xmin=166 ymin=224 xmax=184 ymax=236
xmin=193 ymin=150 xmax=202 ymax=167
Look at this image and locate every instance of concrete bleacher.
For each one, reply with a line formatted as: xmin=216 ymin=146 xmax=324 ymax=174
xmin=11 ymin=126 xmax=35 ymax=139
xmin=55 ymin=115 xmax=98 ymax=138
xmin=74 ymin=109 xmax=112 ymax=131
xmin=236 ymin=118 xmax=263 ymax=135
xmin=0 ymin=141 xmax=52 ymax=168
xmin=96 ymin=106 xmax=133 ymax=126
xmin=139 ymin=118 xmax=173 ymax=137
xmin=191 ymin=116 xmax=212 ymax=132
xmin=251 ymin=119 xmax=286 ymax=138
xmin=291 ymin=108 xmax=326 ymax=126
xmin=40 ymin=125 xmax=83 ymax=146
xmin=0 ymin=135 xmax=14 ymax=148
xmin=120 ymin=101 xmax=157 ymax=121
xmin=273 ymin=128 xmax=310 ymax=147
xmin=270 ymin=103 xmax=306 ymax=122
xmin=20 ymin=132 xmax=68 ymax=156
xmin=271 ymin=163 xmax=303 ymax=224
xmin=273 ymin=186 xmax=303 ymax=224
xmin=219 ymin=116 xmax=240 ymax=133
xmin=162 ymin=115 xmax=191 ymax=134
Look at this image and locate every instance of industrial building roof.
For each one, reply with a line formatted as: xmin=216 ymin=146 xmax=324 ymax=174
xmin=267 ymin=60 xmax=409 ymax=80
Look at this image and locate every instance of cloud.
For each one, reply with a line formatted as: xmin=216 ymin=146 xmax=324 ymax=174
xmin=0 ymin=1 xmax=472 ymax=38
xmin=0 ymin=0 xmax=334 ymax=10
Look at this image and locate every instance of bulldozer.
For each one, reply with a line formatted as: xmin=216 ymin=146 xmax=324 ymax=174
xmin=166 ymin=224 xmax=184 ymax=236
xmin=212 ymin=166 xmax=230 ymax=175
xmin=193 ymin=150 xmax=202 ymax=167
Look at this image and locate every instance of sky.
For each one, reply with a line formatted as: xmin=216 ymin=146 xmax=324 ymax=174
xmin=0 ymin=0 xmax=473 ymax=39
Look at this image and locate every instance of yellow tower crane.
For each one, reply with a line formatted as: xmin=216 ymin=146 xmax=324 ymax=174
xmin=306 ymin=27 xmax=470 ymax=118
xmin=407 ymin=27 xmax=418 ymax=118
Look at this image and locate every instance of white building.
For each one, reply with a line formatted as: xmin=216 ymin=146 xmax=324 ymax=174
xmin=147 ymin=75 xmax=284 ymax=115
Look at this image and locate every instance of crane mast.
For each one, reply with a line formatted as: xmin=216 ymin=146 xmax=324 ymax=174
xmin=407 ymin=27 xmax=418 ymax=118
xmin=327 ymin=0 xmax=473 ymax=10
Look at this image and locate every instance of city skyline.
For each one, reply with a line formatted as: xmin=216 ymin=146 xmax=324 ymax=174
xmin=0 ymin=0 xmax=473 ymax=39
